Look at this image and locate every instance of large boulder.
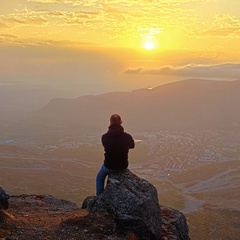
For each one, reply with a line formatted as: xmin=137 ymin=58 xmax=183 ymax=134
xmin=82 ymin=169 xmax=162 ymax=240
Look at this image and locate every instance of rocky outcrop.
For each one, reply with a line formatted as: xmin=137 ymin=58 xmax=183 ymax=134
xmin=161 ymin=206 xmax=189 ymax=240
xmin=82 ymin=170 xmax=189 ymax=240
xmin=0 ymin=171 xmax=189 ymax=240
xmin=0 ymin=194 xmax=127 ymax=240
xmin=82 ymin=169 xmax=162 ymax=239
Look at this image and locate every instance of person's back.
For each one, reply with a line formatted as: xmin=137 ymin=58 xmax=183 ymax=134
xmin=96 ymin=114 xmax=135 ymax=195
xmin=102 ymin=122 xmax=134 ymax=170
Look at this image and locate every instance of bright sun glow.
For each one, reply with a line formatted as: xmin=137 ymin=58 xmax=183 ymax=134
xmin=144 ymin=41 xmax=155 ymax=50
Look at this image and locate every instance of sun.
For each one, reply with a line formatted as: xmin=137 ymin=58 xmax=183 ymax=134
xmin=140 ymin=37 xmax=159 ymax=51
xmin=144 ymin=41 xmax=155 ymax=50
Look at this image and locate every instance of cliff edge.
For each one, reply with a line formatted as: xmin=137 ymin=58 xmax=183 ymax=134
xmin=0 ymin=171 xmax=189 ymax=240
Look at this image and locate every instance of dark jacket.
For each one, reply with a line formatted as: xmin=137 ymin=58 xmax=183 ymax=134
xmin=102 ymin=124 xmax=135 ymax=170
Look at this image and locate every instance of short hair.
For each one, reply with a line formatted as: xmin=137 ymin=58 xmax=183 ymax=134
xmin=110 ymin=114 xmax=122 ymax=125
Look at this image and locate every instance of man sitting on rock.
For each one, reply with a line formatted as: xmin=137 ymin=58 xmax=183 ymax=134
xmin=96 ymin=114 xmax=135 ymax=196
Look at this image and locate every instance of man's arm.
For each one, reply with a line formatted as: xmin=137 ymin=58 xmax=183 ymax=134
xmin=128 ymin=134 xmax=135 ymax=149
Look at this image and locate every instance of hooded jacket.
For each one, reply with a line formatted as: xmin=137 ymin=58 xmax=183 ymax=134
xmin=102 ymin=124 xmax=135 ymax=170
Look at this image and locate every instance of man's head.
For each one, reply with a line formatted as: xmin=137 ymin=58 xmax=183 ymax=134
xmin=110 ymin=114 xmax=122 ymax=125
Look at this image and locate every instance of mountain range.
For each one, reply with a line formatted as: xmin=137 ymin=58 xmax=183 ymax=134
xmin=3 ymin=79 xmax=240 ymax=142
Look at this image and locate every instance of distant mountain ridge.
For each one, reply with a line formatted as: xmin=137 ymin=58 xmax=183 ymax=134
xmin=13 ymin=79 xmax=240 ymax=139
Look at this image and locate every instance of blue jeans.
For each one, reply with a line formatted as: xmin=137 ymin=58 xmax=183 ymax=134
xmin=96 ymin=164 xmax=112 ymax=196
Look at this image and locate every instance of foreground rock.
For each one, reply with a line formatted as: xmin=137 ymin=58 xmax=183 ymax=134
xmin=0 ymin=194 xmax=124 ymax=240
xmin=82 ymin=169 xmax=162 ymax=240
xmin=0 ymin=175 xmax=189 ymax=240
xmin=0 ymin=187 xmax=9 ymax=210
xmin=161 ymin=205 xmax=189 ymax=240
xmin=0 ymin=188 xmax=9 ymax=223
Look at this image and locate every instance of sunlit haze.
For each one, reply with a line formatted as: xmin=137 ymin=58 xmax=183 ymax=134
xmin=0 ymin=0 xmax=240 ymax=97
xmin=1 ymin=2 xmax=240 ymax=239
xmin=144 ymin=41 xmax=155 ymax=51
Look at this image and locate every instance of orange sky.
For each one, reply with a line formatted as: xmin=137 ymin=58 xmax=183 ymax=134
xmin=0 ymin=0 xmax=240 ymax=96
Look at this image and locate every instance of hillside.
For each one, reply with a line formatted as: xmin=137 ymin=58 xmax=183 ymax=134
xmin=167 ymin=160 xmax=240 ymax=240
xmin=6 ymin=79 xmax=239 ymax=143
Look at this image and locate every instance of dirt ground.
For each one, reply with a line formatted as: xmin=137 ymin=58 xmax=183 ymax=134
xmin=0 ymin=195 xmax=129 ymax=240
xmin=0 ymin=194 xmax=185 ymax=240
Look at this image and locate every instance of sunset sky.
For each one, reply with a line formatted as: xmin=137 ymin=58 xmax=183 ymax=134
xmin=0 ymin=0 xmax=240 ymax=97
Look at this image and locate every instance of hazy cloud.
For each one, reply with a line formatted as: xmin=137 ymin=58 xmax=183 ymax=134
xmin=123 ymin=64 xmax=240 ymax=79
xmin=124 ymin=67 xmax=144 ymax=74
xmin=203 ymin=14 xmax=240 ymax=37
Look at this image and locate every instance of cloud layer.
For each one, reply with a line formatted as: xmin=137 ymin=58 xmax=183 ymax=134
xmin=0 ymin=0 xmax=239 ymax=96
xmin=0 ymin=0 xmax=239 ymax=47
xmin=123 ymin=63 xmax=240 ymax=79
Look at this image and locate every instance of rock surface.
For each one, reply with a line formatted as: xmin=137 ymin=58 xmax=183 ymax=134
xmin=0 ymin=194 xmax=124 ymax=240
xmin=161 ymin=205 xmax=189 ymax=240
xmin=0 ymin=187 xmax=9 ymax=210
xmin=0 ymin=172 xmax=189 ymax=240
xmin=82 ymin=169 xmax=162 ymax=240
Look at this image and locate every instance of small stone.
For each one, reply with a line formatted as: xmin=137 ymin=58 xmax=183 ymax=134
xmin=0 ymin=187 xmax=9 ymax=210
